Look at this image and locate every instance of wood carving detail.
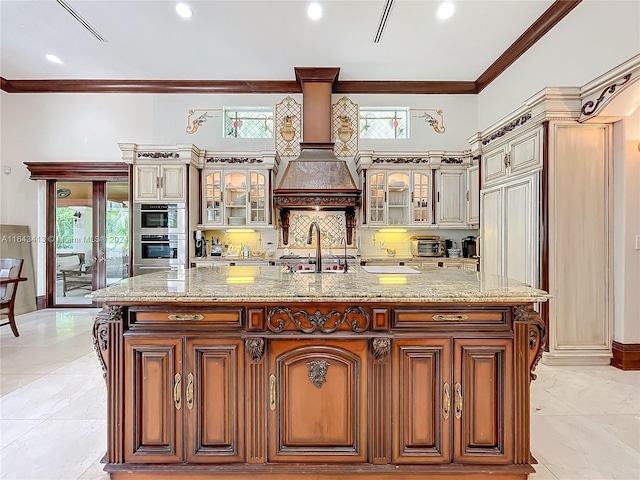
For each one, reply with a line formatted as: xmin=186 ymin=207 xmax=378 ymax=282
xmin=137 ymin=152 xmax=179 ymax=159
xmin=306 ymin=360 xmax=330 ymax=388
xmin=274 ymin=196 xmax=358 ymax=206
xmin=441 ymin=157 xmax=464 ymax=164
xmin=267 ymin=306 xmax=370 ymax=333
xmin=581 ymin=73 xmax=632 ymax=116
xmin=372 ymin=157 xmax=429 ymax=164
xmin=245 ymin=338 xmax=265 ymax=362
xmin=92 ymin=306 xmax=124 ymax=379
xmin=514 ymin=306 xmax=546 ymax=380
xmin=371 ymin=338 xmax=391 ymax=362
xmin=482 ymin=112 xmax=532 ymax=145
xmin=205 ymin=157 xmax=263 ymax=164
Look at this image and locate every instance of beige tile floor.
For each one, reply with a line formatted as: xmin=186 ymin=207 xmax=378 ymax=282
xmin=1 ymin=308 xmax=639 ymax=480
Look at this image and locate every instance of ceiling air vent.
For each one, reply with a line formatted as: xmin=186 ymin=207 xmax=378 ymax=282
xmin=373 ymin=0 xmax=395 ymax=44
xmin=56 ymin=0 xmax=108 ymax=42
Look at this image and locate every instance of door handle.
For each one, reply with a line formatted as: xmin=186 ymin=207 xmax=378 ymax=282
xmin=443 ymin=382 xmax=450 ymax=420
xmin=269 ymin=374 xmax=276 ymax=411
xmin=454 ymin=382 xmax=462 ymax=419
xmin=173 ymin=373 xmax=182 ymax=410
xmin=186 ymin=373 xmax=194 ymax=410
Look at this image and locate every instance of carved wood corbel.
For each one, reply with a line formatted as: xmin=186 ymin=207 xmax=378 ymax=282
xmin=245 ymin=338 xmax=265 ymax=362
xmin=92 ymin=305 xmax=124 ymax=380
xmin=514 ymin=305 xmax=546 ymax=381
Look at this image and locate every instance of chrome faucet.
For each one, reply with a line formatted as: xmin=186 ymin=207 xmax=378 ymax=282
xmin=339 ymin=237 xmax=349 ymax=273
xmin=307 ymin=221 xmax=322 ymax=272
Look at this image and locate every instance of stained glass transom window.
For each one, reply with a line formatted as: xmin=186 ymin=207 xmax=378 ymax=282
xmin=359 ymin=108 xmax=409 ymax=139
xmin=224 ymin=108 xmax=274 ymax=139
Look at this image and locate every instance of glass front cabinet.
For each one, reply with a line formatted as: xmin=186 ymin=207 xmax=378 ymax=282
xmin=202 ymin=170 xmax=269 ymax=227
xmin=367 ymin=170 xmax=432 ymax=226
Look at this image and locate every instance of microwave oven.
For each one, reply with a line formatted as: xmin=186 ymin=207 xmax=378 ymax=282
xmin=133 ymin=203 xmax=186 ymax=234
xmin=410 ymin=236 xmax=445 ymax=257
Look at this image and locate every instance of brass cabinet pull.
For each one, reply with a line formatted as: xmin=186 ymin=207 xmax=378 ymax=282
xmin=186 ymin=373 xmax=194 ymax=410
xmin=174 ymin=373 xmax=182 ymax=411
xmin=168 ymin=314 xmax=205 ymax=321
xmin=454 ymin=382 xmax=462 ymax=419
xmin=432 ymin=314 xmax=469 ymax=322
xmin=269 ymin=374 xmax=276 ymax=411
xmin=442 ymin=382 xmax=450 ymax=420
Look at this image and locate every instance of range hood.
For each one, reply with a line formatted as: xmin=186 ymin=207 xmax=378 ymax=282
xmin=274 ymin=67 xmax=361 ymax=245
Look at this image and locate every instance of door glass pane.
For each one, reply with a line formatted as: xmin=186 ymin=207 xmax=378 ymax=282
xmin=369 ymin=172 xmax=385 ymax=223
xmin=413 ymin=172 xmax=430 ymax=223
xmin=224 ymin=172 xmax=247 ymax=225
xmin=106 ymin=182 xmax=130 ymax=285
xmin=249 ymin=172 xmax=266 ymax=223
xmin=387 ymin=172 xmax=409 ymax=225
xmin=55 ymin=181 xmax=94 ymax=305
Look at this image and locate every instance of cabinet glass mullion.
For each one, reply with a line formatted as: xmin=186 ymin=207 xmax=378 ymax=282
xmin=368 ymin=172 xmax=386 ymax=224
xmin=224 ymin=172 xmax=248 ymax=225
xmin=249 ymin=172 xmax=266 ymax=224
xmin=412 ymin=172 xmax=431 ymax=224
xmin=204 ymin=171 xmax=222 ymax=224
xmin=387 ymin=172 xmax=409 ymax=226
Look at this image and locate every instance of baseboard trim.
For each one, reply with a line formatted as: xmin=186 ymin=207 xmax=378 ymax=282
xmin=36 ymin=295 xmax=46 ymax=310
xmin=542 ymin=352 xmax=612 ymax=366
xmin=611 ymin=341 xmax=640 ymax=370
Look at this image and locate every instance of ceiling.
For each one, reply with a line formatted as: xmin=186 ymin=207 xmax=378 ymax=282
xmin=0 ymin=0 xmax=581 ymax=93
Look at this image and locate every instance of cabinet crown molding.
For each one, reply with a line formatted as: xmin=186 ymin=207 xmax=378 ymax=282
xmin=119 ymin=143 xmax=201 ymax=166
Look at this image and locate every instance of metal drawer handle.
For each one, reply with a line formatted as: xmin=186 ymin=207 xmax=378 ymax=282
xmin=455 ymin=382 xmax=462 ymax=419
xmin=432 ymin=314 xmax=469 ymax=322
xmin=269 ymin=374 xmax=276 ymax=411
xmin=168 ymin=314 xmax=205 ymax=321
xmin=443 ymin=382 xmax=450 ymax=420
xmin=173 ymin=373 xmax=182 ymax=411
xmin=186 ymin=373 xmax=194 ymax=410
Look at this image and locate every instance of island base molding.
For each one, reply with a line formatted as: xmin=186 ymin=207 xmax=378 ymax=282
xmin=106 ymin=465 xmax=535 ymax=480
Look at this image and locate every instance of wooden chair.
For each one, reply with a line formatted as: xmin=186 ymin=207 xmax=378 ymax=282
xmin=0 ymin=258 xmax=26 ymax=337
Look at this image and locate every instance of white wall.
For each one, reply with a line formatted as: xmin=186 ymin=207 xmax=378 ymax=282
xmin=478 ymin=1 xmax=640 ymax=130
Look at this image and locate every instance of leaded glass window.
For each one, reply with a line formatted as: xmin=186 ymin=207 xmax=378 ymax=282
xmin=224 ymin=108 xmax=274 ymax=139
xmin=359 ymin=108 xmax=409 ymax=139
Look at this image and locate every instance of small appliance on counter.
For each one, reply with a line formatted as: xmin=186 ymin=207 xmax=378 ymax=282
xmin=193 ymin=230 xmax=206 ymax=258
xmin=410 ymin=236 xmax=445 ymax=257
xmin=210 ymin=237 xmax=223 ymax=257
xmin=462 ymin=236 xmax=478 ymax=258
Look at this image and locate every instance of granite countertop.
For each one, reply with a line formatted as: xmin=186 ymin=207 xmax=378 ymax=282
xmin=89 ymin=265 xmax=549 ymax=304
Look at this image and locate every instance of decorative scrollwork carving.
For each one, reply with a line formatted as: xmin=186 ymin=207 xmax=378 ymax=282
xmin=513 ymin=305 xmax=529 ymax=323
xmin=205 ymin=157 xmax=263 ymax=164
xmin=372 ymin=157 xmax=430 ymax=164
xmin=306 ymin=360 xmax=329 ymax=388
xmin=371 ymin=338 xmax=391 ymax=363
xmin=581 ymin=73 xmax=632 ymax=117
xmin=528 ymin=313 xmax=546 ymax=381
xmin=273 ymin=196 xmax=358 ymax=206
xmin=137 ymin=152 xmax=179 ymax=159
xmin=245 ymin=338 xmax=265 ymax=362
xmin=481 ymin=112 xmax=532 ymax=145
xmin=92 ymin=312 xmax=110 ymax=379
xmin=267 ymin=306 xmax=370 ymax=334
xmin=441 ymin=157 xmax=464 ymax=164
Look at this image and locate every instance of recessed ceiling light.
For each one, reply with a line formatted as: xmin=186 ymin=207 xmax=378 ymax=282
xmin=308 ymin=2 xmax=322 ymax=21
xmin=46 ymin=54 xmax=63 ymax=64
xmin=437 ymin=1 xmax=455 ymax=21
xmin=176 ymin=2 xmax=193 ymax=19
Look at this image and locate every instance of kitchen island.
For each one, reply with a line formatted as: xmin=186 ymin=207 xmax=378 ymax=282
xmin=91 ymin=265 xmax=549 ymax=480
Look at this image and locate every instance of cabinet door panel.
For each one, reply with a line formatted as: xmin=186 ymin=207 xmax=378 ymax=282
xmin=454 ymin=339 xmax=513 ymax=464
xmin=392 ymin=339 xmax=451 ymax=464
xmin=124 ymin=338 xmax=183 ymax=463
xmin=504 ymin=176 xmax=538 ymax=287
xmin=437 ymin=170 xmax=465 ymax=225
xmin=466 ymin=165 xmax=479 ymax=225
xmin=161 ymin=165 xmax=185 ymax=201
xmin=509 ymin=131 xmax=540 ymax=175
xmin=134 ymin=165 xmax=160 ymax=201
xmin=480 ymin=188 xmax=502 ymax=276
xmin=482 ymin=148 xmax=507 ymax=186
xmin=185 ymin=339 xmax=244 ymax=463
xmin=268 ymin=340 xmax=368 ymax=463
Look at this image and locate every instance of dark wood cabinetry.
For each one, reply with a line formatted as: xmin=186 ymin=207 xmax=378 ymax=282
xmin=96 ymin=300 xmax=544 ymax=480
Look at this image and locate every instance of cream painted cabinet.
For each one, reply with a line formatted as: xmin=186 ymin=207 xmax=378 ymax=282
xmin=466 ymin=165 xmax=479 ymax=226
xmin=202 ymin=169 xmax=269 ymax=227
xmin=480 ymin=173 xmax=539 ymax=289
xmin=367 ymin=170 xmax=431 ymax=226
xmin=435 ymin=169 xmax=466 ymax=226
xmin=482 ymin=129 xmax=541 ymax=188
xmin=134 ymin=164 xmax=186 ymax=202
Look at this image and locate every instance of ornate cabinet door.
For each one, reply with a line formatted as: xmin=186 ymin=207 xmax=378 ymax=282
xmin=134 ymin=165 xmax=161 ymax=201
xmin=453 ymin=339 xmax=514 ymax=464
xmin=436 ymin=169 xmax=466 ymax=225
xmin=392 ymin=339 xmax=451 ymax=464
xmin=124 ymin=337 xmax=183 ymax=463
xmin=184 ymin=339 xmax=244 ymax=463
xmin=268 ymin=340 xmax=368 ymax=463
xmin=160 ymin=165 xmax=186 ymax=201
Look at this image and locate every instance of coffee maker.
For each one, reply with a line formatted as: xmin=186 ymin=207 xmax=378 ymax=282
xmin=462 ymin=236 xmax=478 ymax=258
xmin=194 ymin=230 xmax=206 ymax=258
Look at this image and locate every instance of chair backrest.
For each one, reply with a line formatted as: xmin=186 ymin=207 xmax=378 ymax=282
xmin=0 ymin=258 xmax=24 ymax=303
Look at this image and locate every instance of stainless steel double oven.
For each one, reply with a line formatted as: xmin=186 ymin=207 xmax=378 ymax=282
xmin=133 ymin=203 xmax=186 ymax=275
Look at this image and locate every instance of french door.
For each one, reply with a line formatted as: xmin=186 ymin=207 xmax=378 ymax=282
xmin=50 ymin=180 xmax=130 ymax=306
